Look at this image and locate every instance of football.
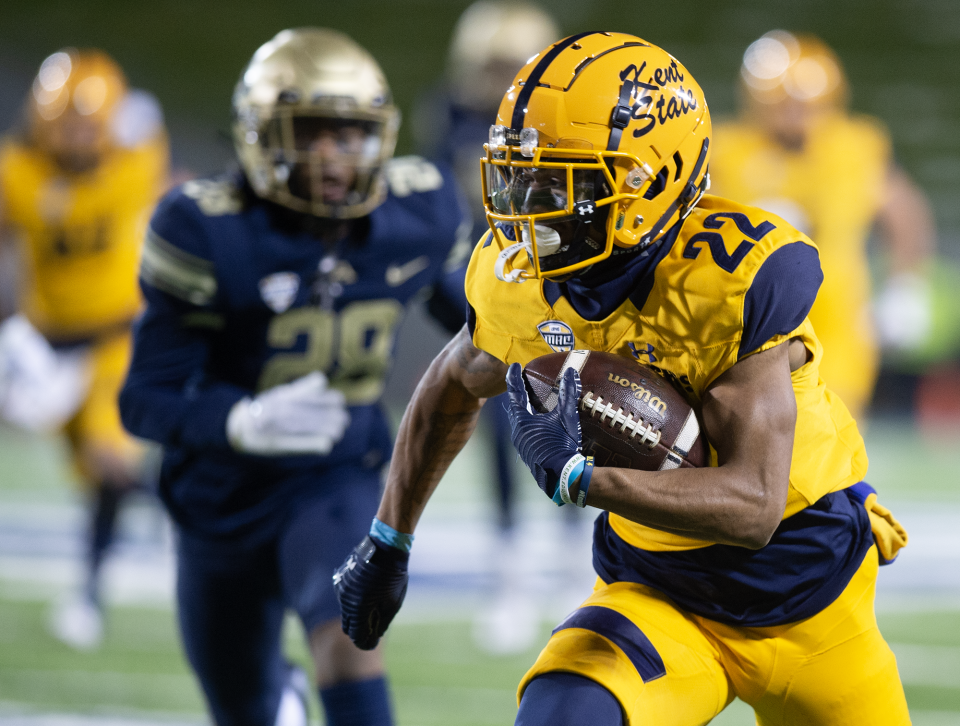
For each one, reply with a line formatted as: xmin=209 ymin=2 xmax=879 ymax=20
xmin=522 ymin=350 xmax=707 ymax=471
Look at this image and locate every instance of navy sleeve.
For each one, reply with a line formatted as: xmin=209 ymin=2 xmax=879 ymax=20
xmin=120 ymin=284 xmax=247 ymax=450
xmin=739 ymin=242 xmax=823 ymax=359
xmin=119 ymin=193 xmax=247 ymax=450
xmin=426 ymin=265 xmax=468 ymax=334
xmin=424 ymin=164 xmax=472 ymax=334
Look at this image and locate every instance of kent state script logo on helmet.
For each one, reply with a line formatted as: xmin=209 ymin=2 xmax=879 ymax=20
xmin=480 ymin=32 xmax=712 ymax=281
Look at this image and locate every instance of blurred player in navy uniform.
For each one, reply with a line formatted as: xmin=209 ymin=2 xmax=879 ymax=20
xmin=415 ymin=1 xmax=562 ymax=654
xmin=119 ymin=28 xmax=468 ymax=726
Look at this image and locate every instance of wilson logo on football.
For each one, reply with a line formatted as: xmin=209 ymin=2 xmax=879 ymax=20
xmin=537 ymin=320 xmax=575 ymax=352
xmin=608 ymin=373 xmax=667 ymax=414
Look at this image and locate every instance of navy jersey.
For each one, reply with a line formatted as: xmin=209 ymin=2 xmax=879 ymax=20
xmin=120 ymin=157 xmax=471 ymax=542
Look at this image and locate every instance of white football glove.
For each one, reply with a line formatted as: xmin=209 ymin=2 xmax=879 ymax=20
xmin=226 ymin=371 xmax=351 ymax=456
xmin=874 ymin=272 xmax=933 ymax=351
xmin=0 ymin=314 xmax=91 ymax=432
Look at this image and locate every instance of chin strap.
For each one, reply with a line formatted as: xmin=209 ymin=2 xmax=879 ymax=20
xmin=495 ymin=240 xmax=532 ymax=283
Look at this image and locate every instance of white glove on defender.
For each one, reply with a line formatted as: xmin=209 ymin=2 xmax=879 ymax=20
xmin=874 ymin=272 xmax=933 ymax=351
xmin=0 ymin=314 xmax=91 ymax=432
xmin=226 ymin=371 xmax=350 ymax=456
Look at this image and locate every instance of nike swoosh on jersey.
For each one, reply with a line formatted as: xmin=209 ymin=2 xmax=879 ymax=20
xmin=385 ymin=256 xmax=430 ymax=286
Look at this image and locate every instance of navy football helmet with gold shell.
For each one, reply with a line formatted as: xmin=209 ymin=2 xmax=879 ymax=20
xmin=481 ymin=32 xmax=712 ymax=281
xmin=232 ymin=28 xmax=400 ymax=219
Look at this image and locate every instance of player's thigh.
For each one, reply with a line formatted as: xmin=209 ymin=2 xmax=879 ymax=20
xmin=276 ymin=465 xmax=382 ymax=632
xmin=519 ymin=580 xmax=733 ymax=726
xmin=66 ymin=333 xmax=142 ymax=484
xmin=760 ymin=625 xmax=909 ymax=726
xmin=176 ymin=533 xmax=286 ymax=726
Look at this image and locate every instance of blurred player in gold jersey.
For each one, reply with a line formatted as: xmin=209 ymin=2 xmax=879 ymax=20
xmin=710 ymin=31 xmax=936 ymax=420
xmin=0 ymin=48 xmax=169 ymax=648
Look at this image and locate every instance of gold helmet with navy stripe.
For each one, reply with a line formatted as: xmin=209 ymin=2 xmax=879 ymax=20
xmin=481 ymin=32 xmax=711 ymax=281
xmin=232 ymin=28 xmax=400 ymax=219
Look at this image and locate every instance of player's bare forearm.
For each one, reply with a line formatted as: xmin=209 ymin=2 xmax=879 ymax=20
xmin=878 ymin=163 xmax=936 ymax=273
xmin=377 ymin=326 xmax=508 ymax=533
xmin=583 ymin=342 xmax=797 ymax=549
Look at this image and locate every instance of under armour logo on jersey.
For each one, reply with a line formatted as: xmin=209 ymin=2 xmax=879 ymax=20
xmin=574 ymin=201 xmax=596 ymax=220
xmin=628 ymin=341 xmax=656 ymax=363
xmin=258 ymin=272 xmax=300 ymax=313
xmin=538 ymin=320 xmax=575 ymax=352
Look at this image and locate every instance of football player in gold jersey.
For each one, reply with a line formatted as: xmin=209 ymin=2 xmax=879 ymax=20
xmin=710 ymin=31 xmax=936 ymax=420
xmin=335 ymin=33 xmax=912 ymax=725
xmin=0 ymin=48 xmax=169 ymax=648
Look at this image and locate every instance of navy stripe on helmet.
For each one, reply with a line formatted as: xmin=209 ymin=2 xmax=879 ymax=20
xmin=511 ymin=32 xmax=602 ymax=131
xmin=644 ymin=136 xmax=710 ymax=245
xmin=553 ymin=605 xmax=666 ymax=682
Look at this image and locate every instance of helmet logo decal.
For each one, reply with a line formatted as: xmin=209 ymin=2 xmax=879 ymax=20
xmin=575 ymin=201 xmax=596 ymax=219
xmin=538 ymin=321 xmax=575 ymax=352
xmin=614 ymin=61 xmax=700 ymax=141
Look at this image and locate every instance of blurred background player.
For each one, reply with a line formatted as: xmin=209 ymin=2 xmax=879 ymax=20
xmin=414 ymin=1 xmax=573 ymax=655
xmin=119 ymin=28 xmax=469 ymax=726
xmin=710 ymin=31 xmax=937 ymax=421
xmin=0 ymin=48 xmax=169 ymax=649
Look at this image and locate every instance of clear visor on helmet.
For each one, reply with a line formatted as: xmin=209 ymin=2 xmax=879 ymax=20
xmin=486 ymin=163 xmax=604 ymax=217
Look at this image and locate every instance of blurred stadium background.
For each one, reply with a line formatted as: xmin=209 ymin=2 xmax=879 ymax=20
xmin=0 ymin=0 xmax=958 ymax=724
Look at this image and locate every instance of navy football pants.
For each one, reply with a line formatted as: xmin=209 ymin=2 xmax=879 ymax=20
xmin=176 ymin=467 xmax=382 ymax=726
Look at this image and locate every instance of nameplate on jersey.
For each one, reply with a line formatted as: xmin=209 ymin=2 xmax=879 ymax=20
xmin=538 ymin=320 xmax=575 ymax=353
xmin=259 ymin=272 xmax=300 ymax=313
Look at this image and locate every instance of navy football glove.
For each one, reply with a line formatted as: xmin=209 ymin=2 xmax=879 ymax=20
xmin=506 ymin=363 xmax=589 ymax=506
xmin=333 ymin=536 xmax=409 ymax=650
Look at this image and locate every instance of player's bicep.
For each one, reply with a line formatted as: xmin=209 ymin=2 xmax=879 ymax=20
xmin=444 ymin=325 xmax=508 ymax=399
xmin=701 ymin=342 xmax=795 ymax=496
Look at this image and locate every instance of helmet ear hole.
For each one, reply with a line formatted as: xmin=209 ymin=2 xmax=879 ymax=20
xmin=643 ymin=167 xmax=668 ymax=200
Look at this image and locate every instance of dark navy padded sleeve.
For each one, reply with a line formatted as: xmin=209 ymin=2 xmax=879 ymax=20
xmin=426 ymin=265 xmax=468 ymax=335
xmin=149 ymin=186 xmax=215 ymax=261
xmin=739 ymin=242 xmax=823 ymax=359
xmin=120 ymin=284 xmax=246 ymax=450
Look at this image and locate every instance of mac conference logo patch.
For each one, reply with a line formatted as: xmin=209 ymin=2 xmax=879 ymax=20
xmin=538 ymin=320 xmax=575 ymax=352
xmin=259 ymin=272 xmax=300 ymax=313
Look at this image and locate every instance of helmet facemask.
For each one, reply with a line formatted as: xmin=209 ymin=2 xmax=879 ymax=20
xmin=482 ymin=132 xmax=708 ymax=282
xmin=237 ymin=102 xmax=398 ymax=219
xmin=232 ymin=28 xmax=400 ymax=220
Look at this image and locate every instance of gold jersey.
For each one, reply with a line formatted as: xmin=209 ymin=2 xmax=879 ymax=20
xmin=710 ymin=113 xmax=891 ymax=417
xmin=465 ymin=194 xmax=868 ymax=552
xmin=0 ymin=135 xmax=168 ymax=341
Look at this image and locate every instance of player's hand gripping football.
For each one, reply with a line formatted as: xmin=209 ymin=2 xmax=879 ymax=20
xmin=506 ymin=363 xmax=590 ymax=506
xmin=226 ymin=371 xmax=350 ymax=455
xmin=334 ymin=535 xmax=409 ymax=650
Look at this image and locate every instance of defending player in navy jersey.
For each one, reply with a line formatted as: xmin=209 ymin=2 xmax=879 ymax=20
xmin=120 ymin=29 xmax=468 ymax=726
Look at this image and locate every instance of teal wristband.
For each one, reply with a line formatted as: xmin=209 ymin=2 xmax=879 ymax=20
xmin=575 ymin=456 xmax=595 ymax=508
xmin=369 ymin=518 xmax=414 ymax=552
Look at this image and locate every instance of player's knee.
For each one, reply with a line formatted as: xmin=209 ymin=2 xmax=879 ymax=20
xmin=309 ymin=619 xmax=384 ymax=687
xmin=516 ymin=672 xmax=623 ymax=726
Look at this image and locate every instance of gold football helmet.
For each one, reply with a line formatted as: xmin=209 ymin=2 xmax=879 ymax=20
xmin=233 ymin=28 xmax=400 ymax=218
xmin=28 ymin=48 xmax=128 ymax=172
xmin=481 ymin=32 xmax=711 ymax=281
xmin=740 ymin=31 xmax=848 ymax=109
xmin=447 ymin=2 xmax=560 ymax=113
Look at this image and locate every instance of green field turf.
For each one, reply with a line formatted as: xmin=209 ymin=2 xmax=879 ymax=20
xmin=1 ymin=422 xmax=959 ymax=724
xmin=1 ymin=597 xmax=958 ymax=724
